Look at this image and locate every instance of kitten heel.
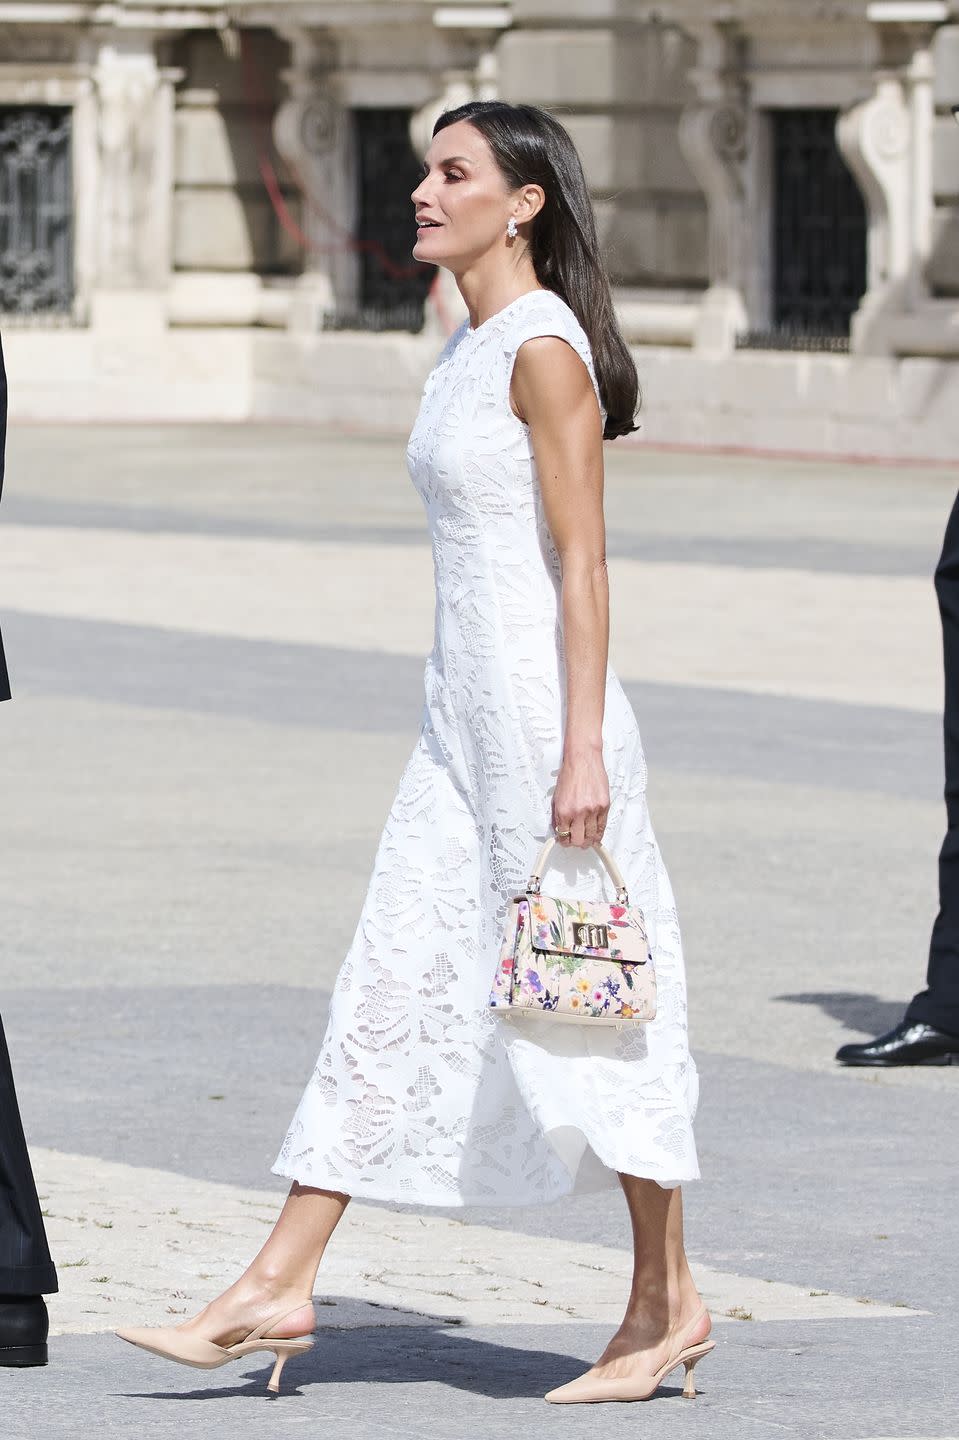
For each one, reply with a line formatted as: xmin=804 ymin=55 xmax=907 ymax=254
xmin=681 ymin=1356 xmax=698 ymax=1398
xmin=266 ymin=1340 xmax=313 ymax=1395
xmin=681 ymin=1349 xmax=709 ymax=1399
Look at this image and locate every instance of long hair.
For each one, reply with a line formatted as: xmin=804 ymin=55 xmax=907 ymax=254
xmin=433 ymin=101 xmax=639 ymax=441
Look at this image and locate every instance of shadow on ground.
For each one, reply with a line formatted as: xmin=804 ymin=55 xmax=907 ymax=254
xmin=116 ymin=1319 xmax=672 ymax=1404
xmin=775 ymin=991 xmax=905 ymax=1035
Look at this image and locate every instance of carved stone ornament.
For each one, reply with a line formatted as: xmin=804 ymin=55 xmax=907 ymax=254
xmin=709 ymin=104 xmax=748 ymax=166
xmin=868 ymin=102 xmax=908 ymax=161
xmin=299 ymin=97 xmax=336 ymax=154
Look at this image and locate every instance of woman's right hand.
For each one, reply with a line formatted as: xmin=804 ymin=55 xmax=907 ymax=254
xmin=552 ymin=746 xmax=610 ymax=849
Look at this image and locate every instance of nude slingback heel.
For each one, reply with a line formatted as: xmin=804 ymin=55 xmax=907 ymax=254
xmin=681 ymin=1347 xmax=711 ymax=1399
xmin=116 ymin=1302 xmax=315 ymax=1395
xmin=544 ymin=1306 xmax=715 ymax=1405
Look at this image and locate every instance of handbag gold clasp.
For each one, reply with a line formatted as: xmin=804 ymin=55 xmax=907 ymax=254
xmin=572 ymin=921 xmax=608 ymax=949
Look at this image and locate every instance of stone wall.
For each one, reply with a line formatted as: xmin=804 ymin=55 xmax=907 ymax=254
xmin=170 ymin=29 xmax=300 ymax=277
xmin=497 ymin=8 xmax=707 ymax=290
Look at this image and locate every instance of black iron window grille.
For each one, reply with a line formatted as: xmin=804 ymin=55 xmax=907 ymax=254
xmin=0 ymin=106 xmax=74 ymax=319
xmin=327 ymin=107 xmax=434 ymax=333
xmin=737 ymin=108 xmax=866 ymax=353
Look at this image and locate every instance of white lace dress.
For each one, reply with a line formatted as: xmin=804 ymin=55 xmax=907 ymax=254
xmin=273 ymin=289 xmax=700 ymax=1204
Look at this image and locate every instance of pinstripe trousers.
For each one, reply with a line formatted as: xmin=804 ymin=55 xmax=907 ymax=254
xmin=0 ymin=331 xmax=55 ymax=1293
xmin=1 ymin=332 xmax=9 ymax=703
xmin=0 ymin=1016 xmax=57 ymax=1294
xmin=906 ymin=488 xmax=959 ymax=1038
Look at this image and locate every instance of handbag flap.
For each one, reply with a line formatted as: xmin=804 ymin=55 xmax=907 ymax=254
xmin=526 ymin=893 xmax=650 ymax=963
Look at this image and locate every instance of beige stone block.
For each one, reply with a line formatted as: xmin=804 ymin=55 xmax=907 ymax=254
xmin=563 ymin=113 xmax=698 ymax=194
xmin=173 ymin=30 xmax=288 ymax=105
xmin=933 ymin=25 xmax=959 ymax=109
xmin=803 ymin=355 xmax=899 ymax=423
xmin=712 ymin=351 xmax=803 ymax=415
xmin=898 ymin=355 xmax=959 ymax=426
xmin=512 ymin=0 xmax=624 ymax=18
xmin=252 ymin=331 xmax=435 ymax=429
xmin=174 ymin=190 xmax=301 ymax=273
xmin=175 ymin=106 xmax=263 ymax=187
xmin=928 ymin=208 xmax=959 ymax=296
xmin=601 ymin=200 xmax=707 ymax=287
xmin=633 ymin=25 xmax=697 ymax=107
xmin=934 ymin=115 xmax=959 ymax=202
xmin=498 ymin=29 xmax=648 ymax=108
xmin=503 ymin=16 xmax=696 ymax=107
xmin=828 ymin=417 xmax=907 ymax=460
xmin=4 ymin=327 xmax=253 ymax=421
xmin=89 ymin=290 xmax=166 ymax=337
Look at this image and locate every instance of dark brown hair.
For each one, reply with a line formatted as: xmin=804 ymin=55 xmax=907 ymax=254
xmin=434 ymin=100 xmax=639 ymax=440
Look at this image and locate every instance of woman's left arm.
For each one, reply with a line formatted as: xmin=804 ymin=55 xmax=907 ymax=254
xmin=510 ymin=336 xmax=610 ymax=850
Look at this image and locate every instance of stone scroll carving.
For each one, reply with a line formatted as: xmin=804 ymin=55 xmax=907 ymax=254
xmin=679 ymin=99 xmax=748 ymax=290
xmin=273 ymin=28 xmax=357 ymax=324
xmin=836 ymin=78 xmax=911 ymax=298
xmin=678 ymin=94 xmax=750 ymax=351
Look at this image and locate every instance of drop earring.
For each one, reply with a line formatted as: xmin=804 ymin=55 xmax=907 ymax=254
xmin=506 ymin=217 xmax=518 ymax=239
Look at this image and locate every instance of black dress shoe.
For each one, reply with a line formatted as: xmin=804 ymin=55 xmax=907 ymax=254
xmin=0 ymin=1294 xmax=49 ymax=1366
xmin=836 ymin=1019 xmax=959 ymax=1067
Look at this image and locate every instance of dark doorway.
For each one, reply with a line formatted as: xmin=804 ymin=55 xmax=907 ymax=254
xmin=349 ymin=107 xmax=435 ymax=332
xmin=739 ymin=108 xmax=867 ymax=351
xmin=0 ymin=107 xmax=73 ymax=316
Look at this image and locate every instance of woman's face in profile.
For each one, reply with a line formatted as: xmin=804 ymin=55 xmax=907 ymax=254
xmin=411 ymin=120 xmax=512 ymax=270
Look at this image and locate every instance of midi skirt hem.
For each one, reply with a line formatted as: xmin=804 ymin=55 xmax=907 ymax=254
xmin=269 ymin=1132 xmax=699 ymax=1208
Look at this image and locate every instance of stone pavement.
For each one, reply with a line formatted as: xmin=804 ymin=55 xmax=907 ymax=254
xmin=0 ymin=425 xmax=957 ymax=1439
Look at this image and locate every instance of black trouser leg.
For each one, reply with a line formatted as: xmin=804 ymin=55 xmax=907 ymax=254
xmin=0 ymin=1015 xmax=57 ymax=1295
xmin=907 ymin=489 xmax=959 ymax=1039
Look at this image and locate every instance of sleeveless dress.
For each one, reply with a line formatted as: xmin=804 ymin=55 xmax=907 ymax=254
xmin=272 ymin=289 xmax=700 ymax=1204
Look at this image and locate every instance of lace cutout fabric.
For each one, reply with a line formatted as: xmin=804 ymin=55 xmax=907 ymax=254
xmin=273 ymin=289 xmax=700 ymax=1203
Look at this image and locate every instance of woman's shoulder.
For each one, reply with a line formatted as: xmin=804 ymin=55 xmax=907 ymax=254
xmin=507 ymin=288 xmax=584 ymax=341
xmin=506 ymin=291 xmax=594 ymax=368
xmin=507 ymin=291 xmax=600 ymax=407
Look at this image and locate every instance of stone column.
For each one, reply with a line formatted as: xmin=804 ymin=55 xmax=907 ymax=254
xmin=836 ymin=8 xmax=944 ymax=352
xmin=274 ymin=28 xmax=357 ymax=332
xmin=678 ymin=22 xmax=750 ymax=353
xmin=91 ymin=35 xmax=174 ymax=331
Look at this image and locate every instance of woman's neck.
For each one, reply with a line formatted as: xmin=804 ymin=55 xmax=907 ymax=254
xmin=456 ymin=259 xmax=543 ymax=332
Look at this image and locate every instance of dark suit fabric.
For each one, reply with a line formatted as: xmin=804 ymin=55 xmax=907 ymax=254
xmin=0 ymin=331 xmax=55 ymax=1293
xmin=907 ymin=488 xmax=959 ymax=1038
xmin=0 ymin=1017 xmax=57 ymax=1294
xmin=0 ymin=333 xmax=9 ymax=701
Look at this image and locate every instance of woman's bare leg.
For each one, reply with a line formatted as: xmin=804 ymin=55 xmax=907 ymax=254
xmin=570 ymin=1178 xmax=708 ymax=1382
xmin=176 ymin=1183 xmax=350 ymax=1347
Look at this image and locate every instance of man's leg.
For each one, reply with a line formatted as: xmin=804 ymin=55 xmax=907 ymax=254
xmin=838 ymin=491 xmax=959 ymax=1064
xmin=0 ymin=1014 xmax=57 ymax=1365
xmin=905 ymin=489 xmax=959 ymax=1038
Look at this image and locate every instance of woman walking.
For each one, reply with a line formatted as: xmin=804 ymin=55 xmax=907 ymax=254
xmin=117 ymin=101 xmax=709 ymax=1405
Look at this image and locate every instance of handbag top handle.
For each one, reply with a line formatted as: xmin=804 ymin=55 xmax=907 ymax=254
xmin=526 ymin=837 xmax=629 ymax=905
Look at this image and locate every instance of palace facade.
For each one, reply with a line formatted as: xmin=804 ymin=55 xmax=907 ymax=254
xmin=1 ymin=1 xmax=958 ymax=457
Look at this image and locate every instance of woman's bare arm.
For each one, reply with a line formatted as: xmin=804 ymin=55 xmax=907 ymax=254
xmin=510 ymin=336 xmax=610 ymax=849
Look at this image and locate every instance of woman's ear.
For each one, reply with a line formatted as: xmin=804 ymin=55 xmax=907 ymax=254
xmin=518 ymin=185 xmax=546 ymax=225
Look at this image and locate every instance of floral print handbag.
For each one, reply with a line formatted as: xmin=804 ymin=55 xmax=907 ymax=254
xmin=489 ymin=837 xmax=656 ymax=1025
